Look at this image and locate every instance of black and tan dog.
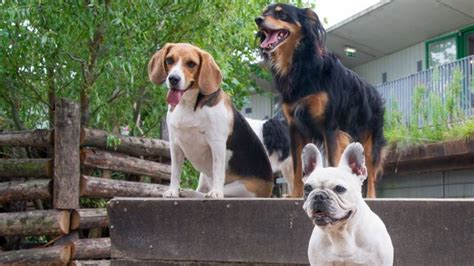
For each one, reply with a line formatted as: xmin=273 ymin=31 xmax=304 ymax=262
xmin=255 ymin=4 xmax=386 ymax=198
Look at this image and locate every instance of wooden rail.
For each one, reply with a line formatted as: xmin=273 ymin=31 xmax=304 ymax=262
xmin=81 ymin=128 xmax=170 ymax=158
xmin=0 ymin=158 xmax=53 ymax=178
xmin=80 ymin=149 xmax=171 ymax=180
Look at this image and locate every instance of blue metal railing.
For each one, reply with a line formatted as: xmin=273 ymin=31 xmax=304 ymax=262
xmin=376 ymin=55 xmax=474 ymax=125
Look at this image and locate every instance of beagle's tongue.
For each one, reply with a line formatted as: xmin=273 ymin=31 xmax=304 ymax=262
xmin=167 ymin=89 xmax=185 ymax=107
xmin=260 ymin=31 xmax=279 ymax=49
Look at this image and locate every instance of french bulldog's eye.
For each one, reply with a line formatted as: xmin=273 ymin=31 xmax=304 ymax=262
xmin=334 ymin=185 xmax=346 ymax=193
xmin=166 ymin=57 xmax=174 ymax=65
xmin=304 ymin=184 xmax=312 ymax=197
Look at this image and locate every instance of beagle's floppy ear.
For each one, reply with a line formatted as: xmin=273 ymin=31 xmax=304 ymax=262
xmin=198 ymin=51 xmax=223 ymax=95
xmin=148 ymin=43 xmax=173 ymax=84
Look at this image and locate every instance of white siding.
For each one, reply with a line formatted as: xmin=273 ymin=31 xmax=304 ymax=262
xmin=352 ymin=42 xmax=425 ymax=86
xmin=240 ymin=93 xmax=274 ymax=120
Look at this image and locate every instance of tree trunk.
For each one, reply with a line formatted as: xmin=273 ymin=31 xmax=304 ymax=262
xmin=71 ymin=238 xmax=111 ymax=260
xmin=0 ymin=210 xmax=72 ymax=236
xmin=80 ymin=149 xmax=171 ymax=180
xmin=54 ymin=99 xmax=81 ymax=209
xmin=0 ymin=159 xmax=53 ymax=178
xmin=0 ymin=129 xmax=53 ymax=148
xmin=0 ymin=179 xmax=52 ymax=203
xmin=81 ymin=128 xmax=170 ymax=158
xmin=70 ymin=208 xmax=108 ymax=230
xmin=0 ymin=245 xmax=71 ymax=265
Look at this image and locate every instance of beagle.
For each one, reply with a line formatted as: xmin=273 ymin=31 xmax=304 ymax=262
xmin=148 ymin=43 xmax=273 ymax=198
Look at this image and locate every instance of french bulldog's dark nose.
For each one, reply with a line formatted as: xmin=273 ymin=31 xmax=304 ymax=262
xmin=168 ymin=75 xmax=180 ymax=86
xmin=255 ymin=16 xmax=264 ymax=26
xmin=313 ymin=192 xmax=329 ymax=202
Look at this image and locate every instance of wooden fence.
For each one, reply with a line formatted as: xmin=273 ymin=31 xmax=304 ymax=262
xmin=0 ymin=99 xmax=175 ymax=265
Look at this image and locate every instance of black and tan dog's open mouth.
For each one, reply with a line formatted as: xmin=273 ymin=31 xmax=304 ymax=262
xmin=260 ymin=28 xmax=290 ymax=51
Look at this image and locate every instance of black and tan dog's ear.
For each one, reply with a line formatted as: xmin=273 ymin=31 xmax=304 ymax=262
xmin=198 ymin=51 xmax=222 ymax=95
xmin=338 ymin=142 xmax=368 ymax=182
xmin=148 ymin=43 xmax=174 ymax=84
xmin=302 ymin=143 xmax=323 ymax=181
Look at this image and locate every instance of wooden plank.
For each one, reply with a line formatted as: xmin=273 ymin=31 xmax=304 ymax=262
xmin=80 ymin=175 xmax=202 ymax=199
xmin=0 ymin=244 xmax=71 ymax=265
xmin=108 ymin=198 xmax=474 ymax=265
xmin=80 ymin=149 xmax=171 ymax=181
xmin=0 ymin=129 xmax=53 ymax=148
xmin=81 ymin=128 xmax=170 ymax=158
xmin=70 ymin=208 xmax=108 ymax=230
xmin=54 ymin=99 xmax=81 ymax=209
xmin=0 ymin=158 xmax=53 ymax=178
xmin=0 ymin=210 xmax=71 ymax=236
xmin=71 ymin=238 xmax=111 ymax=260
xmin=0 ymin=178 xmax=52 ymax=203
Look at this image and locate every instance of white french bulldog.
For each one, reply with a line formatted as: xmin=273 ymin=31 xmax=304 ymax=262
xmin=302 ymin=142 xmax=393 ymax=266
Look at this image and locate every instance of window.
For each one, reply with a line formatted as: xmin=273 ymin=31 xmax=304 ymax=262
xmin=426 ymin=35 xmax=457 ymax=68
xmin=466 ymin=32 xmax=474 ymax=56
xmin=382 ymin=72 xmax=387 ymax=83
xmin=417 ymin=60 xmax=422 ymax=72
xmin=245 ymin=108 xmax=252 ymax=114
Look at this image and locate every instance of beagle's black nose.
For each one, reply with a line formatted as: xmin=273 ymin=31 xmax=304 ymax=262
xmin=168 ymin=75 xmax=180 ymax=86
xmin=255 ymin=16 xmax=264 ymax=26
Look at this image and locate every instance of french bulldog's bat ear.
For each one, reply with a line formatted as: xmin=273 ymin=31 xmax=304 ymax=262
xmin=302 ymin=143 xmax=323 ymax=179
xmin=338 ymin=142 xmax=368 ymax=182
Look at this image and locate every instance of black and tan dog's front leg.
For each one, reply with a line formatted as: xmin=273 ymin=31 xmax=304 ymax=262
xmin=323 ymin=126 xmax=352 ymax=167
xmin=288 ymin=124 xmax=310 ymax=198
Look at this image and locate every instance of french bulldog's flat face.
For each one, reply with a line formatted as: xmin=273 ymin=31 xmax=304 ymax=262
xmin=302 ymin=143 xmax=367 ymax=227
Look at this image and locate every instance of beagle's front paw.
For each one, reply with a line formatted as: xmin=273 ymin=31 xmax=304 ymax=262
xmin=205 ymin=190 xmax=224 ymax=199
xmin=163 ymin=188 xmax=180 ymax=198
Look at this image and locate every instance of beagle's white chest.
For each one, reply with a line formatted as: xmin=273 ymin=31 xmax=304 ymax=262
xmin=166 ymin=98 xmax=231 ymax=175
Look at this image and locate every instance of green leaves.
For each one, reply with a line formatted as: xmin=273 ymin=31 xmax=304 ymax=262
xmin=1 ymin=1 xmax=274 ymax=135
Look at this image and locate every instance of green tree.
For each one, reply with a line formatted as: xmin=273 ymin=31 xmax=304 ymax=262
xmin=1 ymin=0 xmax=282 ymax=137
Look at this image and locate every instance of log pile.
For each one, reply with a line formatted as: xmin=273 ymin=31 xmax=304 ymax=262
xmin=0 ymin=98 xmax=175 ymax=264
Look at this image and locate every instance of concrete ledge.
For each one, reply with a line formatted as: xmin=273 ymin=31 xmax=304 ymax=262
xmin=108 ymin=198 xmax=474 ymax=265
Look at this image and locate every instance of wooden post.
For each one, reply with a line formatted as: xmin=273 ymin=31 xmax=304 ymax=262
xmin=0 ymin=179 xmax=52 ymax=203
xmin=54 ymin=99 xmax=81 ymax=209
xmin=71 ymin=238 xmax=111 ymax=260
xmin=0 ymin=210 xmax=72 ymax=236
xmin=0 ymin=245 xmax=71 ymax=265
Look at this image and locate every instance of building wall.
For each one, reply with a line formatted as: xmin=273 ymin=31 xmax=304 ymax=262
xmin=353 ymin=42 xmax=425 ymax=86
xmin=240 ymin=93 xmax=275 ymax=120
